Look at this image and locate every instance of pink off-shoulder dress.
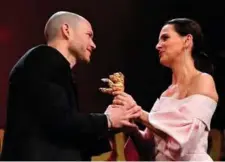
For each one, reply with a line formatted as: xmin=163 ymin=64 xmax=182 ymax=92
xmin=147 ymin=93 xmax=217 ymax=161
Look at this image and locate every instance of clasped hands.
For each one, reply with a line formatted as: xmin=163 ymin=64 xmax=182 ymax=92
xmin=104 ymin=89 xmax=142 ymax=132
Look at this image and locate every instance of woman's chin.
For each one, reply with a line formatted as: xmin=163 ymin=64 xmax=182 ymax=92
xmin=160 ymin=59 xmax=171 ymax=68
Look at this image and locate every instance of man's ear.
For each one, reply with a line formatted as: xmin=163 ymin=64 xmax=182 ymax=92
xmin=61 ymin=23 xmax=70 ymax=40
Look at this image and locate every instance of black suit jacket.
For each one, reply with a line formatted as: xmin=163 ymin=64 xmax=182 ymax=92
xmin=1 ymin=45 xmax=110 ymax=160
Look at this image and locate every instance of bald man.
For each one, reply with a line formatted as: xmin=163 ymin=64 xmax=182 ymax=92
xmin=1 ymin=11 xmax=139 ymax=160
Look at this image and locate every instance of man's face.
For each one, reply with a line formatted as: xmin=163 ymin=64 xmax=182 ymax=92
xmin=68 ymin=20 xmax=96 ymax=63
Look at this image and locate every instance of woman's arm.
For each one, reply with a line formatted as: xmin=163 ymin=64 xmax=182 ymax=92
xmin=112 ymin=91 xmax=167 ymax=139
xmin=137 ymin=110 xmax=167 ymax=140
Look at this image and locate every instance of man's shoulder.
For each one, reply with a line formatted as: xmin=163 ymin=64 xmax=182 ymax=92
xmin=9 ymin=45 xmax=59 ymax=79
xmin=13 ymin=44 xmax=49 ymax=64
xmin=13 ymin=44 xmax=61 ymax=68
xmin=25 ymin=44 xmax=56 ymax=59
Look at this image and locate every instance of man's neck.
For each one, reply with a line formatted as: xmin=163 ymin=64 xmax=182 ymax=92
xmin=47 ymin=41 xmax=76 ymax=68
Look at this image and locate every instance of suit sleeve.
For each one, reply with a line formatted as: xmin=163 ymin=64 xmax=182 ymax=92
xmin=26 ymin=81 xmax=109 ymax=144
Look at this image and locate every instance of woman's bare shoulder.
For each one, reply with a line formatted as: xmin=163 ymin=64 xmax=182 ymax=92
xmin=191 ymin=72 xmax=218 ymax=102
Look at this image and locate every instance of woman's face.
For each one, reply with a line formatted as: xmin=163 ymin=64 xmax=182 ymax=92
xmin=156 ymin=24 xmax=186 ymax=67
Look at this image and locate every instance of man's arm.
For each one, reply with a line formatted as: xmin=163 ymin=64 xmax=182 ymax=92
xmin=26 ymin=81 xmax=109 ymax=142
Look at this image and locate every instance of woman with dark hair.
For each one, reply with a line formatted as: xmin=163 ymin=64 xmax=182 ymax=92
xmin=112 ymin=18 xmax=218 ymax=161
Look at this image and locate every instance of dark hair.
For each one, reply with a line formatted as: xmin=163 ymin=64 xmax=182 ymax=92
xmin=165 ymin=18 xmax=214 ymax=74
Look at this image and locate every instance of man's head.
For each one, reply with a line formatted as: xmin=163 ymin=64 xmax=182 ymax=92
xmin=44 ymin=11 xmax=96 ymax=63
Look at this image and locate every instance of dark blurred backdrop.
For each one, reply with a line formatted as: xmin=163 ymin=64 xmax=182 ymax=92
xmin=1 ymin=0 xmax=225 ymax=130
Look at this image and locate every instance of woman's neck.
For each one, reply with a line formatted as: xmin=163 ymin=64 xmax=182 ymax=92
xmin=171 ymin=55 xmax=199 ymax=86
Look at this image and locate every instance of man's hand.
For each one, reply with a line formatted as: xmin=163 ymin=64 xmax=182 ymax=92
xmin=104 ymin=104 xmax=141 ymax=129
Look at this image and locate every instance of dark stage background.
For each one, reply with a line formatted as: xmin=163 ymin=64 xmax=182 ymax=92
xmin=0 ymin=0 xmax=225 ymax=160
